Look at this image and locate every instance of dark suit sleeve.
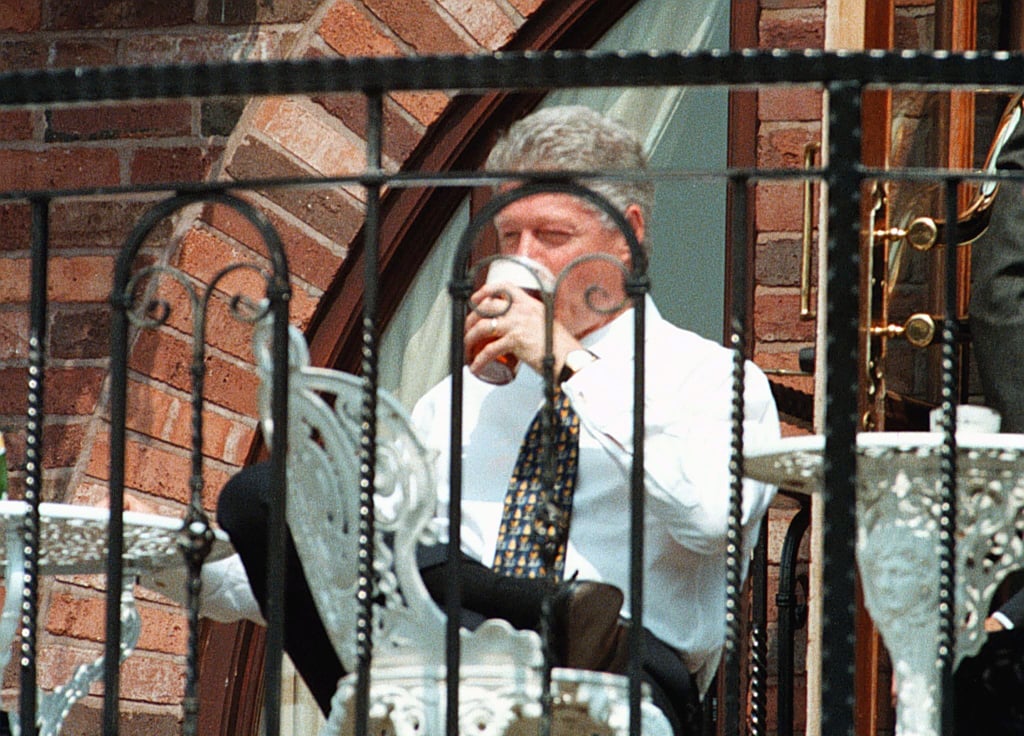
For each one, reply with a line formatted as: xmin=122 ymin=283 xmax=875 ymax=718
xmin=996 ymin=586 xmax=1024 ymax=629
xmin=971 ymin=99 xmax=1024 ymax=433
xmin=972 ymin=103 xmax=1024 ymax=631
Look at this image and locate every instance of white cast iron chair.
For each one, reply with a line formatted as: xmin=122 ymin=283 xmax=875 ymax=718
xmin=253 ymin=320 xmax=672 ymax=736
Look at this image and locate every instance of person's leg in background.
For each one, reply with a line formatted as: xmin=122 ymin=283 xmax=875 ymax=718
xmin=417 ymin=547 xmax=625 ymax=672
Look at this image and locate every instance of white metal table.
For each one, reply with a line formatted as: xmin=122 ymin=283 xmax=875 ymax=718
xmin=0 ymin=501 xmax=232 ymax=736
xmin=745 ymin=432 xmax=1024 ymax=736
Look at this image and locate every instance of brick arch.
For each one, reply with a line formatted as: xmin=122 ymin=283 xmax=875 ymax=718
xmin=181 ymin=1 xmax=643 ymax=733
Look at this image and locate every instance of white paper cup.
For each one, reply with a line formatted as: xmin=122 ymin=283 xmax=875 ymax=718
xmin=471 ymin=256 xmax=555 ymax=385
xmin=484 ymin=256 xmax=556 ymax=294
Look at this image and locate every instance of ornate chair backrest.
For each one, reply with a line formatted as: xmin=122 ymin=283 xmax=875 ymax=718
xmin=254 ymin=318 xmax=542 ymax=671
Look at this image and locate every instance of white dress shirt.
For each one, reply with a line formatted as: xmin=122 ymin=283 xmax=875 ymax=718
xmin=140 ymin=554 xmax=266 ymax=625
xmin=411 ymin=297 xmax=780 ymax=693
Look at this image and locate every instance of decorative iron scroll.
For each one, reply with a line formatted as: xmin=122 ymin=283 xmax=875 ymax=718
xmin=110 ymin=192 xmax=291 ymax=736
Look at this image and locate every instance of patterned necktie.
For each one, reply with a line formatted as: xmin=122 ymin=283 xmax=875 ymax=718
xmin=492 ymin=388 xmax=580 ymax=579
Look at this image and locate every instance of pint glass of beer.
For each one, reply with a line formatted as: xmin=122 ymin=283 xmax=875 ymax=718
xmin=471 ymin=256 xmax=555 ymax=385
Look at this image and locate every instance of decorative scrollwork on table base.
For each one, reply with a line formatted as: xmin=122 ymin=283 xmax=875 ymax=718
xmin=745 ymin=432 xmax=1024 ymax=736
xmin=0 ymin=502 xmax=232 ymax=736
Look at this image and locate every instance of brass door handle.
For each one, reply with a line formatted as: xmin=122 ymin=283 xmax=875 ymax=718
xmin=873 ymin=217 xmax=939 ymax=251
xmin=869 ymin=313 xmax=936 ymax=348
xmin=874 ymin=93 xmax=1024 ymax=256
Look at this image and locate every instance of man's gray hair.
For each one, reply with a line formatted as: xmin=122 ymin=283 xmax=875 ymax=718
xmin=485 ymin=105 xmax=654 ymax=248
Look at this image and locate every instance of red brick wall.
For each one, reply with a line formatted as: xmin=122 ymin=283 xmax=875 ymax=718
xmin=752 ymin=0 xmax=823 ymax=420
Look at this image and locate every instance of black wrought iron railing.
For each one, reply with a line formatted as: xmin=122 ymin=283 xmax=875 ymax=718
xmin=2 ymin=48 xmax=1019 ymax=736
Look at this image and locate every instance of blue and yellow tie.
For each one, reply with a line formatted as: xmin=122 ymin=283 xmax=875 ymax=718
xmin=492 ymin=389 xmax=580 ymax=579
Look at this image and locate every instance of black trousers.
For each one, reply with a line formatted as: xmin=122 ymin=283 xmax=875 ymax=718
xmin=217 ymin=462 xmax=699 ymax=734
xmin=955 ymin=628 xmax=1024 ymax=735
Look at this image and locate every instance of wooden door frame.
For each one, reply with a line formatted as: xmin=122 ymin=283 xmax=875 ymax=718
xmin=856 ymin=4 xmax=895 ymax=736
xmin=855 ymin=4 xmax=980 ymax=736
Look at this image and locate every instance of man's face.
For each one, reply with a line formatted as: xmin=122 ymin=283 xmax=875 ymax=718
xmin=493 ymin=192 xmax=643 ymax=338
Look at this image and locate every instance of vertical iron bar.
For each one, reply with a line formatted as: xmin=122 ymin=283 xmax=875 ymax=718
xmin=724 ymin=175 xmax=749 ymax=736
xmin=446 ymin=282 xmax=467 ymax=736
xmin=628 ymin=272 xmax=647 ymax=736
xmin=539 ymin=277 xmax=557 ymax=736
xmin=820 ymin=80 xmax=861 ymax=736
xmin=182 ymin=286 xmax=215 ymax=736
xmin=107 ymin=204 xmax=145 ymax=736
xmin=105 ymin=260 xmax=127 ymax=736
xmin=539 ymin=279 xmax=557 ymax=736
xmin=20 ymin=198 xmax=47 ymax=736
xmin=181 ymin=391 xmax=206 ymax=735
xmin=355 ymin=90 xmax=384 ymax=736
xmin=262 ymin=199 xmax=292 ymax=736
xmin=776 ymin=504 xmax=811 ymax=736
xmin=749 ymin=525 xmax=768 ymax=736
xmin=937 ymin=178 xmax=959 ymax=736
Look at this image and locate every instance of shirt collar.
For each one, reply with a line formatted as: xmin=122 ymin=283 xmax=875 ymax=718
xmin=579 ymin=294 xmax=659 ymax=355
